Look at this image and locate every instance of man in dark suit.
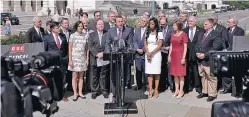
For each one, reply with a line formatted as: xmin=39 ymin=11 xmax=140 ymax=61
xmin=27 ymin=16 xmax=45 ymax=43
xmin=88 ymin=19 xmax=109 ymax=99
xmin=59 ymin=18 xmax=72 ymax=42
xmin=105 ymin=15 xmax=134 ymax=102
xmin=43 ymin=22 xmax=68 ymax=102
xmin=180 ymin=12 xmax=188 ymax=29
xmin=133 ymin=16 xmax=148 ymax=90
xmin=195 ymin=18 xmax=223 ymax=102
xmin=211 ymin=14 xmax=225 ymax=34
xmin=104 ymin=11 xmax=116 ymax=31
xmin=122 ymin=14 xmax=134 ymax=89
xmin=183 ymin=16 xmax=204 ymax=94
xmin=44 ymin=20 xmax=52 ymax=35
xmin=88 ymin=11 xmax=102 ymax=31
xmin=159 ymin=17 xmax=174 ymax=92
xmin=220 ymin=17 xmax=245 ymax=98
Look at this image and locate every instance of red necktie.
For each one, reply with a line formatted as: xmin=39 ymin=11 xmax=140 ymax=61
xmin=201 ymin=32 xmax=208 ymax=43
xmin=55 ymin=35 xmax=61 ymax=49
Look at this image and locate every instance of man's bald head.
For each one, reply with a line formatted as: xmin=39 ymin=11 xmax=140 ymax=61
xmin=188 ymin=16 xmax=197 ymax=28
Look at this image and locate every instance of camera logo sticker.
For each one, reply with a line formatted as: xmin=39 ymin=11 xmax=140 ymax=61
xmin=11 ymin=45 xmax=24 ymax=53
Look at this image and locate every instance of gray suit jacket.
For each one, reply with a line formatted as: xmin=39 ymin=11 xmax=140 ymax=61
xmin=105 ymin=26 xmax=134 ymax=53
xmin=133 ymin=27 xmax=147 ymax=70
xmin=88 ymin=30 xmax=108 ymax=66
xmin=161 ymin=25 xmax=173 ymax=47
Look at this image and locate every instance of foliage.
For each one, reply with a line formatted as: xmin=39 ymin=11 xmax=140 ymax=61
xmin=1 ymin=32 xmax=27 ymax=45
xmin=223 ymin=1 xmax=249 ymax=9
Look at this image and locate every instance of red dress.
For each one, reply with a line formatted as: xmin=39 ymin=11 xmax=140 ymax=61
xmin=170 ymin=32 xmax=188 ymax=76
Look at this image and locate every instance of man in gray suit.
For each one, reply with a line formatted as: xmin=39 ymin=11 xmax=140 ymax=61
xmin=105 ymin=15 xmax=134 ymax=102
xmin=133 ymin=16 xmax=148 ymax=90
xmin=88 ymin=11 xmax=102 ymax=31
xmin=159 ymin=17 xmax=174 ymax=92
xmin=88 ymin=19 xmax=109 ymax=99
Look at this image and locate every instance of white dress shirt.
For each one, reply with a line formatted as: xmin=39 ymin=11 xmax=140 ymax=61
xmin=188 ymin=26 xmax=196 ymax=41
xmin=141 ymin=27 xmax=146 ymax=40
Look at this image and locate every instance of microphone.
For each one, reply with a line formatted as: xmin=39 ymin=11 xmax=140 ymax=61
xmin=118 ymin=39 xmax=125 ymax=51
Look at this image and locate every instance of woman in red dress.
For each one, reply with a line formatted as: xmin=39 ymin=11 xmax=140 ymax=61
xmin=168 ymin=20 xmax=188 ymax=98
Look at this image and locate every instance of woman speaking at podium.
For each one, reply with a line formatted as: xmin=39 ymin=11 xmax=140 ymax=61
xmin=144 ymin=17 xmax=163 ymax=99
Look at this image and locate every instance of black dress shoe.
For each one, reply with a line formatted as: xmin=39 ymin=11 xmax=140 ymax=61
xmin=72 ymin=96 xmax=78 ymax=101
xmin=207 ymin=96 xmax=217 ymax=102
xmin=197 ymin=93 xmax=208 ymax=99
xmin=219 ymin=90 xmax=231 ymax=94
xmin=78 ymin=95 xmax=86 ymax=99
xmin=91 ymin=94 xmax=97 ymax=99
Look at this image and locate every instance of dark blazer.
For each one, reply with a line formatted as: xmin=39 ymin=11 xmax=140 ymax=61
xmin=214 ymin=23 xmax=225 ymax=34
xmin=183 ymin=26 xmax=205 ymax=62
xmin=88 ymin=20 xmax=97 ymax=31
xmin=161 ymin=25 xmax=173 ymax=47
xmin=105 ymin=26 xmax=134 ymax=53
xmin=222 ymin=26 xmax=245 ymax=50
xmin=43 ymin=33 xmax=68 ymax=58
xmin=104 ymin=22 xmax=111 ymax=31
xmin=88 ymin=30 xmax=108 ymax=66
xmin=27 ymin=26 xmax=45 ymax=43
xmin=195 ymin=30 xmax=223 ymax=66
xmin=59 ymin=28 xmax=72 ymax=41
xmin=133 ymin=27 xmax=147 ymax=71
xmin=44 ymin=29 xmax=51 ymax=36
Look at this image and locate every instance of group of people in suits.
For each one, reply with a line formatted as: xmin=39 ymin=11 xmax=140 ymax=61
xmin=26 ymin=9 xmax=245 ymax=103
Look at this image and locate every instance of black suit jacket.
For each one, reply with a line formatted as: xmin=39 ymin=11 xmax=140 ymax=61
xmin=27 ymin=27 xmax=45 ymax=43
xmin=195 ymin=30 xmax=223 ymax=66
xmin=222 ymin=26 xmax=245 ymax=50
xmin=43 ymin=33 xmax=68 ymax=59
xmin=59 ymin=28 xmax=72 ymax=41
xmin=88 ymin=30 xmax=108 ymax=66
xmin=183 ymin=26 xmax=205 ymax=62
xmin=214 ymin=23 xmax=225 ymax=34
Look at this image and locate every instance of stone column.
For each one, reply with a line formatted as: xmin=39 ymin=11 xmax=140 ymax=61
xmin=0 ymin=0 xmax=3 ymax=12
xmin=25 ymin=0 xmax=33 ymax=12
xmin=14 ymin=0 xmax=22 ymax=11
xmin=42 ymin=0 xmax=49 ymax=14
xmin=36 ymin=0 xmax=42 ymax=11
xmin=48 ymin=0 xmax=55 ymax=15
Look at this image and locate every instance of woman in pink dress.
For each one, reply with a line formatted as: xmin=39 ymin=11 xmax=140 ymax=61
xmin=168 ymin=20 xmax=188 ymax=98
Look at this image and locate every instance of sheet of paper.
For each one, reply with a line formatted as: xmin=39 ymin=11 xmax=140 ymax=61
xmin=97 ymin=58 xmax=110 ymax=67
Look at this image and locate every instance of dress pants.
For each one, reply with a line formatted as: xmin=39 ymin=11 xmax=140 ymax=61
xmin=231 ymin=76 xmax=243 ymax=97
xmin=159 ymin=52 xmax=169 ymax=91
xmin=111 ymin=61 xmax=129 ymax=98
xmin=90 ymin=65 xmax=109 ymax=94
xmin=198 ymin=65 xmax=217 ymax=97
xmin=135 ymin=59 xmax=146 ymax=88
xmin=185 ymin=62 xmax=202 ymax=93
xmin=222 ymin=77 xmax=232 ymax=92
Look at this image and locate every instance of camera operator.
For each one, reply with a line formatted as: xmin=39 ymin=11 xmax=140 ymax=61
xmin=43 ymin=22 xmax=69 ymax=102
xmin=220 ymin=16 xmax=245 ymax=98
xmin=195 ymin=18 xmax=223 ymax=102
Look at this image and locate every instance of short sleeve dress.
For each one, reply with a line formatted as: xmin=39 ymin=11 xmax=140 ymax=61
xmin=68 ymin=32 xmax=88 ymax=72
xmin=170 ymin=31 xmax=188 ymax=76
xmin=145 ymin=32 xmax=164 ymax=74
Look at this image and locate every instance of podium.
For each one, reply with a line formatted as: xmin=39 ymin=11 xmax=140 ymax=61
xmin=103 ymin=51 xmax=138 ymax=115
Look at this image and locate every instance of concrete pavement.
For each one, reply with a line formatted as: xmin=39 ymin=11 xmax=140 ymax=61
xmin=33 ymin=88 xmax=238 ymax=117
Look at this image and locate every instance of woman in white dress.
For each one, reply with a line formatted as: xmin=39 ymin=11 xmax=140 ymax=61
xmin=144 ymin=17 xmax=163 ymax=98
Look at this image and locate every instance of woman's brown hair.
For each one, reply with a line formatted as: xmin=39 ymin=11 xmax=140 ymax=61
xmin=173 ymin=19 xmax=183 ymax=31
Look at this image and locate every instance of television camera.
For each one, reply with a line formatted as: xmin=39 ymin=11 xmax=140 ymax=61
xmin=1 ymin=51 xmax=66 ymax=117
xmin=210 ymin=51 xmax=249 ymax=117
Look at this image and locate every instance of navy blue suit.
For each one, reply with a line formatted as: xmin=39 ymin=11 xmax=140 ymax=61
xmin=133 ymin=27 xmax=147 ymax=88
